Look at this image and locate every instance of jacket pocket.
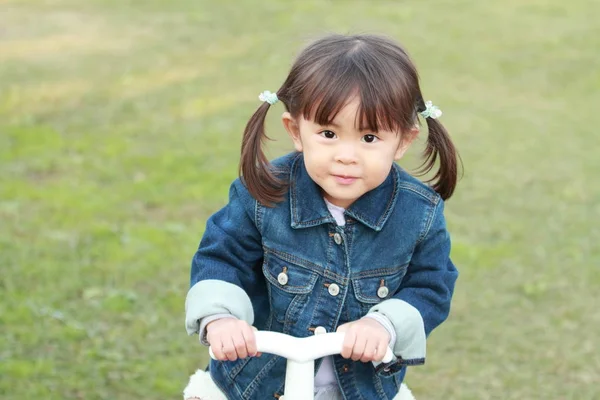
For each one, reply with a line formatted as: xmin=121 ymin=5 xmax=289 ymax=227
xmin=262 ymin=249 xmax=319 ymax=326
xmin=351 ymin=266 xmax=408 ymax=314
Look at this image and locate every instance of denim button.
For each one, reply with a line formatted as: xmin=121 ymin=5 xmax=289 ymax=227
xmin=277 ymin=272 xmax=288 ymax=285
xmin=328 ymin=283 xmax=340 ymax=296
xmin=314 ymin=326 xmax=326 ymax=335
xmin=333 ymin=233 xmax=342 ymax=245
xmin=377 ymin=286 xmax=389 ymax=298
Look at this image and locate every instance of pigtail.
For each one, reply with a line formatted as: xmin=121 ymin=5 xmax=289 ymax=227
xmin=417 ymin=117 xmax=460 ymax=200
xmin=239 ymin=102 xmax=285 ymax=206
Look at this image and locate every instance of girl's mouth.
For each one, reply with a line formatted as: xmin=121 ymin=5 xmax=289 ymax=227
xmin=333 ymin=175 xmax=358 ymax=185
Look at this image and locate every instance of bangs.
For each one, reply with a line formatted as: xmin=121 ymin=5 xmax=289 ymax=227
xmin=295 ymin=45 xmax=418 ymax=133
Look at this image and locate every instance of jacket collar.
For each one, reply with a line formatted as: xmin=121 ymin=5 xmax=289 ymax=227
xmin=289 ymin=154 xmax=399 ymax=231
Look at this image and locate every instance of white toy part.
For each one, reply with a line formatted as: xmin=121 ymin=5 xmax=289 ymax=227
xmin=184 ymin=331 xmax=416 ymax=400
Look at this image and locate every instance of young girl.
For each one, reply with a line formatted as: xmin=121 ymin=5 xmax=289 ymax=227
xmin=183 ymin=34 xmax=459 ymax=400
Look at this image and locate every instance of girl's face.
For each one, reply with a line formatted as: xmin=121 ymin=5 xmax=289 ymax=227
xmin=283 ymin=97 xmax=417 ymax=209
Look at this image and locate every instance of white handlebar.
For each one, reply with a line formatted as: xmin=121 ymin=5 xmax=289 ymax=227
xmin=209 ymin=331 xmax=394 ymax=364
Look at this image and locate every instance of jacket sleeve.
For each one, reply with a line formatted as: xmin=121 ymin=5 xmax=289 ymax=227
xmin=184 ymin=178 xmax=264 ymax=335
xmin=369 ymin=199 xmax=458 ymax=375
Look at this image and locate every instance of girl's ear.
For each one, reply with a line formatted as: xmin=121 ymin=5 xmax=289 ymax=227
xmin=282 ymin=112 xmax=303 ymax=152
xmin=394 ymin=125 xmax=420 ymax=160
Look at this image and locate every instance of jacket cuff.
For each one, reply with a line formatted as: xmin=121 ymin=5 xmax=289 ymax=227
xmin=368 ymin=298 xmax=426 ymax=368
xmin=185 ymin=280 xmax=254 ymax=335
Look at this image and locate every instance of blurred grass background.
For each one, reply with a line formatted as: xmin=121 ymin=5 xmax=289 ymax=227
xmin=1 ymin=0 xmax=599 ymax=399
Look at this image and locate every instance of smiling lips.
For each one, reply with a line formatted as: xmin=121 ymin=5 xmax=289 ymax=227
xmin=333 ymin=174 xmax=358 ymax=185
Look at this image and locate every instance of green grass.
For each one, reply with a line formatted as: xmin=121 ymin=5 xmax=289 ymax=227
xmin=1 ymin=0 xmax=599 ymax=399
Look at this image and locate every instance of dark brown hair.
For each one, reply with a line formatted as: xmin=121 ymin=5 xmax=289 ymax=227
xmin=240 ymin=34 xmax=459 ymax=205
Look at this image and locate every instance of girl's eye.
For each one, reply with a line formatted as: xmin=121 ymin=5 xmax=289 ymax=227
xmin=362 ymin=134 xmax=379 ymax=143
xmin=319 ymin=130 xmax=337 ymax=139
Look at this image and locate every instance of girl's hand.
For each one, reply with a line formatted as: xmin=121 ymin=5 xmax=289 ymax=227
xmin=336 ymin=317 xmax=391 ymax=362
xmin=206 ymin=318 xmax=259 ymax=361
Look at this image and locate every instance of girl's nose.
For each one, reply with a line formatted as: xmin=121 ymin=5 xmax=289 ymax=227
xmin=334 ymin=143 xmax=358 ymax=164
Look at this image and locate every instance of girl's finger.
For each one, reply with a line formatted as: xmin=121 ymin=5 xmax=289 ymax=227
xmin=210 ymin=337 xmax=226 ymax=361
xmin=242 ymin=325 xmax=258 ymax=357
xmin=223 ymin=336 xmax=238 ymax=361
xmin=341 ymin=329 xmax=356 ymax=359
xmin=232 ymin=330 xmax=249 ymax=359
xmin=351 ymin=333 xmax=367 ymax=361
xmin=360 ymin=339 xmax=377 ymax=363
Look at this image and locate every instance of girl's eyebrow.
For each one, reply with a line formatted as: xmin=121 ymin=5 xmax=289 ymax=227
xmin=324 ymin=120 xmax=371 ymax=132
xmin=314 ymin=120 xmax=342 ymax=130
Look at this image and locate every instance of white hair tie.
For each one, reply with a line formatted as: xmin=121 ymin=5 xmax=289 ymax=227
xmin=420 ymin=101 xmax=442 ymax=119
xmin=258 ymin=90 xmax=279 ymax=105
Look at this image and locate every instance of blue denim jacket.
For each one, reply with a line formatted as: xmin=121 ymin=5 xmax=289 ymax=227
xmin=185 ymin=152 xmax=458 ymax=400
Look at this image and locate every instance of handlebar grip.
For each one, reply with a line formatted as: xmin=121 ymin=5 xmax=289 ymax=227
xmin=208 ymin=331 xmax=395 ymax=364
